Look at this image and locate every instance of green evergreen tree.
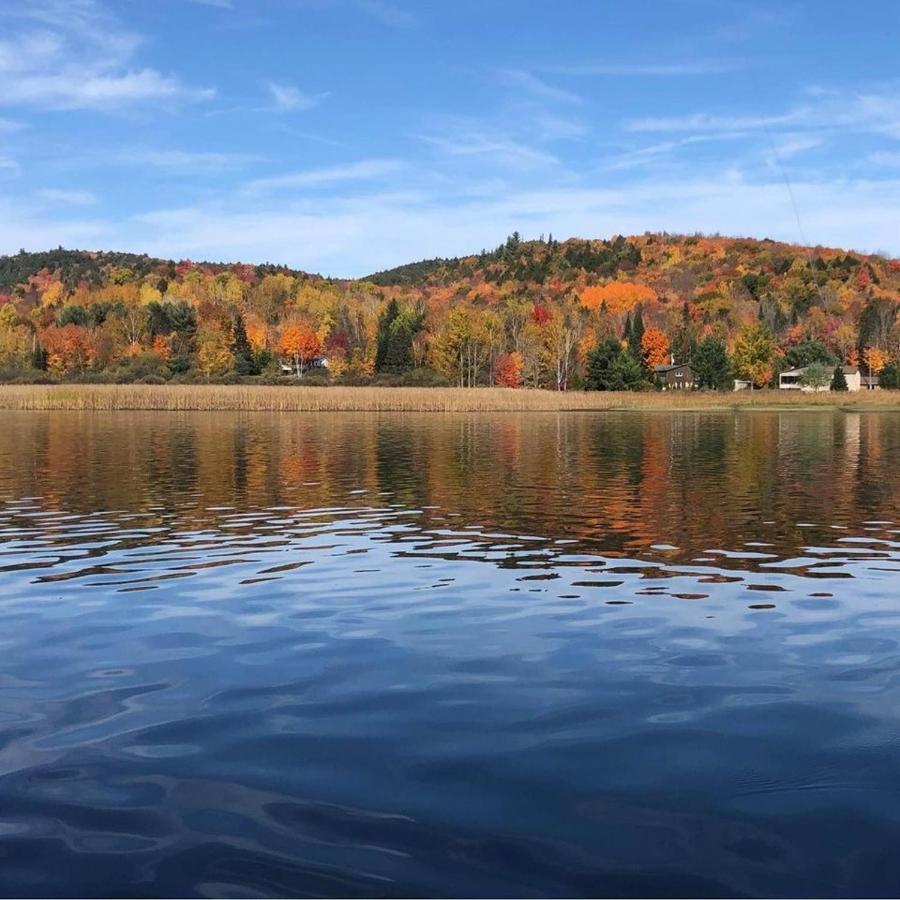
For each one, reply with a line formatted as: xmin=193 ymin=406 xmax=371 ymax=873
xmin=877 ymin=361 xmax=900 ymax=389
xmin=831 ymin=364 xmax=848 ymax=391
xmin=376 ymin=300 xmax=423 ymax=373
xmin=230 ymin=313 xmax=258 ymax=375
xmin=671 ymin=300 xmax=695 ymax=364
xmin=584 ymin=338 xmax=622 ymax=391
xmin=375 ymin=299 xmax=400 ymax=371
xmin=629 ymin=305 xmax=645 ymax=361
xmin=585 ymin=338 xmax=649 ymax=391
xmin=692 ymin=337 xmax=731 ymax=390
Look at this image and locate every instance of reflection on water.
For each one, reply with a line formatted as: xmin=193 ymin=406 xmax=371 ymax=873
xmin=1 ymin=410 xmax=900 ymax=896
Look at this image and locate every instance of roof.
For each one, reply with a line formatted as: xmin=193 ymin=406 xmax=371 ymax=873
xmin=780 ymin=367 xmax=807 ymax=377
xmin=653 ymin=363 xmax=691 ymax=373
xmin=842 ymin=365 xmax=860 ymax=375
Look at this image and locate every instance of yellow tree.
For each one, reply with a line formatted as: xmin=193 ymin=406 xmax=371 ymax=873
xmin=863 ymin=346 xmax=889 ymax=378
xmin=732 ymin=323 xmax=775 ymax=388
xmin=196 ymin=326 xmax=233 ymax=379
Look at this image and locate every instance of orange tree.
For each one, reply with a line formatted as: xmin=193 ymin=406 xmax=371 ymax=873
xmin=278 ymin=322 xmax=322 ymax=376
xmin=641 ymin=326 xmax=670 ymax=369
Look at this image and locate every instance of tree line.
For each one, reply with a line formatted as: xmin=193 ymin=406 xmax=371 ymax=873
xmin=0 ymin=233 xmax=898 ymax=389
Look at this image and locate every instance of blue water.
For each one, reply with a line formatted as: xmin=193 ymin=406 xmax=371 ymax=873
xmin=1 ymin=410 xmax=900 ymax=896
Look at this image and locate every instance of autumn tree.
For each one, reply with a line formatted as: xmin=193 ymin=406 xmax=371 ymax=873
xmin=641 ymin=326 xmax=670 ymax=369
xmin=732 ymin=323 xmax=775 ymax=388
xmin=580 ymin=282 xmax=656 ymax=315
xmin=862 ymin=346 xmax=889 ymax=379
xmin=279 ymin=321 xmax=322 ymax=377
xmin=494 ymin=351 xmax=523 ymax=388
xmin=196 ymin=326 xmax=233 ymax=380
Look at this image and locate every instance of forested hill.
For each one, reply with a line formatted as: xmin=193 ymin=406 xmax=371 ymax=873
xmin=0 ymin=233 xmax=898 ymax=388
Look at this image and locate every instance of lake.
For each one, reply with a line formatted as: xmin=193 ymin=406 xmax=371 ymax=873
xmin=1 ymin=409 xmax=900 ymax=897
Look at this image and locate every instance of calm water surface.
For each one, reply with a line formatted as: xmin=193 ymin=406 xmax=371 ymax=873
xmin=1 ymin=410 xmax=900 ymax=897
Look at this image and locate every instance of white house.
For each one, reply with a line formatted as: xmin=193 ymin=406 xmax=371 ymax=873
xmin=779 ymin=365 xmax=862 ymax=392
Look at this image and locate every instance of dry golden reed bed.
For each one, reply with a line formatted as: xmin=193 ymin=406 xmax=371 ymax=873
xmin=0 ymin=384 xmax=899 ymax=412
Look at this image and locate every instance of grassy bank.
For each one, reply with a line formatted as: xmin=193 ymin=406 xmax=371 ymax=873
xmin=0 ymin=384 xmax=899 ymax=412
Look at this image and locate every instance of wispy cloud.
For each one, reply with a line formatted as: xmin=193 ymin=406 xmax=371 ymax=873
xmin=358 ymin=0 xmax=416 ymax=28
xmin=623 ymin=84 xmax=900 ymax=147
xmin=625 ymin=111 xmax=799 ymax=133
xmin=0 ymin=0 xmax=214 ymax=110
xmin=419 ymin=132 xmax=558 ymax=168
xmin=35 ymin=188 xmax=97 ymax=205
xmin=244 ymin=159 xmax=403 ymax=193
xmin=108 ymin=173 xmax=900 ymax=278
xmin=499 ymin=70 xmax=582 ymax=105
xmin=264 ymin=81 xmax=328 ymax=113
xmin=867 ymin=150 xmax=900 ymax=168
xmin=127 ymin=149 xmax=260 ymax=171
xmin=546 ymin=60 xmax=736 ymax=77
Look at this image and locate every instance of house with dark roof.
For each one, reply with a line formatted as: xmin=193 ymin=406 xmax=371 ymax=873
xmin=653 ymin=362 xmax=694 ymax=390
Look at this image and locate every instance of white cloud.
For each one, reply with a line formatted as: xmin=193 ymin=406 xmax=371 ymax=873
xmin=499 ymin=70 xmax=582 ymax=106
xmin=243 ymin=159 xmax=404 ymax=193
xmin=61 ymin=173 xmax=898 ymax=278
xmin=265 ymin=81 xmax=328 ymax=113
xmin=0 ymin=1 xmax=213 ymax=110
xmin=35 ymin=188 xmax=96 ymax=204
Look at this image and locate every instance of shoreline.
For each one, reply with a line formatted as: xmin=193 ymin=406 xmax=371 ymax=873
xmin=0 ymin=384 xmax=898 ymax=413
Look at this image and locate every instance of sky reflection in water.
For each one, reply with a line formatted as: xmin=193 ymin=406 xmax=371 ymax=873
xmin=0 ymin=410 xmax=899 ymax=897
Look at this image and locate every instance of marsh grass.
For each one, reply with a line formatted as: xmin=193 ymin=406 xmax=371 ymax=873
xmin=0 ymin=384 xmax=898 ymax=412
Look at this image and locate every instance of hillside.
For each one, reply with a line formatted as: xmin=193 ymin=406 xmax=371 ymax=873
xmin=0 ymin=233 xmax=898 ymax=388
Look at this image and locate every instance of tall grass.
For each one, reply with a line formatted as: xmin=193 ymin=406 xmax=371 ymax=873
xmin=0 ymin=384 xmax=898 ymax=412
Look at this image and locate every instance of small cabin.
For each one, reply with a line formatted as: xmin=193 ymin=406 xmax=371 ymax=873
xmin=653 ymin=362 xmax=694 ymax=390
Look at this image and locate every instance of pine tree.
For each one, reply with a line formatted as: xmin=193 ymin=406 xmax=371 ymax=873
xmin=375 ymin=299 xmax=400 ymax=371
xmin=630 ymin=305 xmax=645 ymax=362
xmin=831 ymin=365 xmax=848 ymax=391
xmin=230 ymin=313 xmax=258 ymax=375
xmin=693 ymin=337 xmax=731 ymax=390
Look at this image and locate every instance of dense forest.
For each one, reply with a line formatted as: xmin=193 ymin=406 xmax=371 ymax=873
xmin=1 ymin=232 xmax=899 ymax=389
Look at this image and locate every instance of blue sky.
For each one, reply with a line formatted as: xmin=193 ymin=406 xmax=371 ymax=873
xmin=0 ymin=0 xmax=898 ymax=276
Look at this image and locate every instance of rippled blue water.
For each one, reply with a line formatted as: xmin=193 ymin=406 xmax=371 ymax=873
xmin=2 ymin=410 xmax=900 ymax=896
